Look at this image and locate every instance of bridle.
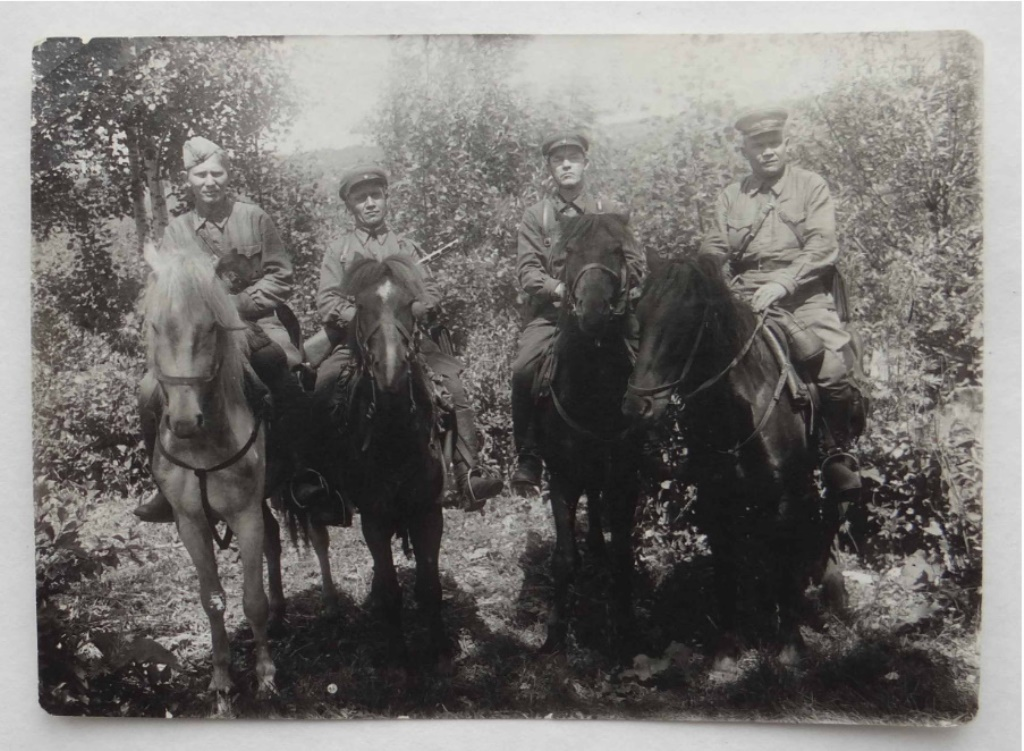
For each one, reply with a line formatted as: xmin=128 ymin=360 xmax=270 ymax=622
xmin=566 ymin=258 xmax=629 ymax=321
xmin=351 ymin=305 xmax=422 ymax=449
xmin=150 ymin=320 xmax=261 ymax=550
xmin=548 ymin=253 xmax=636 ymax=444
xmin=626 ymin=307 xmax=786 ymax=456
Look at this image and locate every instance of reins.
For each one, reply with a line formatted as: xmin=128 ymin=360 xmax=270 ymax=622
xmin=626 ymin=306 xmax=790 ymax=455
xmin=156 ymin=410 xmax=264 ymax=550
xmin=548 ymin=257 xmax=635 ymax=445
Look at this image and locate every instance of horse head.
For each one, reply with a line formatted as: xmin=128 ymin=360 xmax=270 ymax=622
xmin=623 ymin=257 xmax=716 ymax=423
xmin=560 ymin=213 xmax=633 ymax=339
xmin=142 ymin=243 xmax=247 ymax=438
xmin=346 ymin=256 xmax=424 ymax=396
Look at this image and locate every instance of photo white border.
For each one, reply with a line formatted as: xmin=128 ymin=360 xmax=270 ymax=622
xmin=2 ymin=3 xmax=1018 ymax=750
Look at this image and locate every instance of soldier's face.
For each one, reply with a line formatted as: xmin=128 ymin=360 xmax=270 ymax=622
xmin=345 ymin=182 xmax=388 ymax=229
xmin=741 ymin=132 xmax=789 ymax=179
xmin=187 ymin=154 xmax=230 ymax=208
xmin=547 ymin=146 xmax=588 ymax=189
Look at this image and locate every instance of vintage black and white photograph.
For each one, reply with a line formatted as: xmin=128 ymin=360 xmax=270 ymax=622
xmin=28 ymin=21 xmax=999 ymax=728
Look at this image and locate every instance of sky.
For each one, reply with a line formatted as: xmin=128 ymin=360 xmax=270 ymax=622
xmin=274 ymin=32 xmax=946 ymax=155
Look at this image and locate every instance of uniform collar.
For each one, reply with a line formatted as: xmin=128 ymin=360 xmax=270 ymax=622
xmin=745 ymin=165 xmax=791 ymax=198
xmin=193 ymin=198 xmax=234 ymax=230
xmin=553 ymin=186 xmax=588 ymax=213
xmin=355 ymin=223 xmax=389 ymax=243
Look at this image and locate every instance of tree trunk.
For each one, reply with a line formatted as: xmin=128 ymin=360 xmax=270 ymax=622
xmin=142 ymin=135 xmax=169 ymax=242
xmin=124 ymin=126 xmax=150 ymax=252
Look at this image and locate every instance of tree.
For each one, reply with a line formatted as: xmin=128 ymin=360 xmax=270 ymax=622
xmin=32 ymin=36 xmax=296 ymax=333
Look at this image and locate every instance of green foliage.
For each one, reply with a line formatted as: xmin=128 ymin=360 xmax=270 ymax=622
xmin=32 ymin=35 xmax=984 ymax=715
xmin=33 ymin=36 xmax=296 ymax=239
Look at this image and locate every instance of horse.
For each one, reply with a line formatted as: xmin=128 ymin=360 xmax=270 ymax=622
xmin=319 ymin=255 xmax=450 ymax=671
xmin=534 ymin=213 xmax=642 ymax=656
xmin=622 ymin=254 xmax=839 ymax=670
xmin=140 ymin=244 xmax=280 ymax=699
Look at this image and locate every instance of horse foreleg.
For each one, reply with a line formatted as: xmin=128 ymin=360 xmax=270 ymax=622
xmin=233 ymin=508 xmax=277 ymax=696
xmin=606 ymin=469 xmax=640 ymax=658
xmin=308 ymin=522 xmax=339 ymax=616
xmin=584 ymin=490 xmax=607 ymax=562
xmin=262 ymin=504 xmax=286 ymax=635
xmin=773 ymin=491 xmax=812 ymax=668
xmin=542 ymin=475 xmax=580 ymax=655
xmin=706 ymin=506 xmax=743 ymax=675
xmin=361 ymin=512 xmax=408 ymax=670
xmin=409 ymin=505 xmax=452 ymax=673
xmin=176 ymin=514 xmax=234 ymax=697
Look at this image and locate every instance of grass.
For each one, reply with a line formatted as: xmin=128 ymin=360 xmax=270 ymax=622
xmin=39 ymin=487 xmax=980 ymax=723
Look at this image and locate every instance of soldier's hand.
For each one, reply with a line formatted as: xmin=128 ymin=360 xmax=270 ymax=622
xmin=554 ymin=282 xmax=566 ymax=300
xmin=411 ymin=301 xmax=429 ymax=321
xmin=751 ymin=282 xmax=787 ymax=312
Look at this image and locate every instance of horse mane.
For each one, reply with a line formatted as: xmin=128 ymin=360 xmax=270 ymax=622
xmin=141 ymin=248 xmax=249 ymax=396
xmin=553 ymin=213 xmax=633 ymax=256
xmin=342 ymin=254 xmax=427 ymax=300
xmin=651 ymin=254 xmax=759 ymax=357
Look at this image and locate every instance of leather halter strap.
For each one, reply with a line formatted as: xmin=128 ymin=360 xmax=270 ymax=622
xmin=626 ymin=308 xmax=768 ymax=402
xmin=156 ymin=411 xmax=264 ymax=550
xmin=154 ymin=358 xmax=222 ymax=387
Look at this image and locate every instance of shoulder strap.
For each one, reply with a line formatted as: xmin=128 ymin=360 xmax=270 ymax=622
xmin=540 ymin=199 xmax=556 ymax=248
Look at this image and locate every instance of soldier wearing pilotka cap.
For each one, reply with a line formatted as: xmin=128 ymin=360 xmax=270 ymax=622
xmin=510 ymin=131 xmax=646 ymax=495
xmin=699 ymin=107 xmax=867 ymax=504
xmin=134 ymin=136 xmax=331 ymax=523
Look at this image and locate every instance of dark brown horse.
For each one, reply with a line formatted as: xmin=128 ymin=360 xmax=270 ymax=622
xmin=535 ymin=214 xmax=642 ymax=656
xmin=623 ymin=255 xmax=837 ymax=671
xmin=324 ymin=255 xmax=450 ymax=671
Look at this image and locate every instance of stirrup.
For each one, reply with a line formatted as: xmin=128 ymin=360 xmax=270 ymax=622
xmin=820 ymin=452 xmax=862 ymax=494
xmin=287 ymin=468 xmax=329 ymax=511
xmin=460 ymin=467 xmax=503 ymax=513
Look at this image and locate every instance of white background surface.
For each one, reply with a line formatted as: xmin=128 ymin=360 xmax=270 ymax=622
xmin=1 ymin=3 xmax=1019 ymax=750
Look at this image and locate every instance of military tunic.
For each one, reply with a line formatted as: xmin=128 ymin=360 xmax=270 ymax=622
xmin=699 ymin=164 xmax=850 ymax=354
xmin=313 ymin=226 xmax=463 ymax=413
xmin=513 ymin=190 xmax=642 ymax=377
xmin=162 ymin=198 xmax=301 ymax=366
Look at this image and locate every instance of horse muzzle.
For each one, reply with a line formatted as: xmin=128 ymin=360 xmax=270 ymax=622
xmin=622 ymin=391 xmax=667 ymax=423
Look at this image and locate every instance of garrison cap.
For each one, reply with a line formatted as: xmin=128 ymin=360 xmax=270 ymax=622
xmin=338 ymin=164 xmax=389 ymax=199
xmin=734 ymin=107 xmax=789 ymax=138
xmin=182 ymin=136 xmax=225 ymax=171
xmin=541 ymin=132 xmax=589 ymax=158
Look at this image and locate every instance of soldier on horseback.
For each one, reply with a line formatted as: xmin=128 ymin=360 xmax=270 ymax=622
xmin=310 ymin=164 xmax=504 ymax=511
xmin=134 ymin=136 xmax=327 ymax=523
xmin=699 ymin=107 xmax=867 ymax=504
xmin=510 ymin=133 xmax=646 ymax=495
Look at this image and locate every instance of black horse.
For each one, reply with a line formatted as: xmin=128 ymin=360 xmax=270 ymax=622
xmin=321 ymin=255 xmax=450 ymax=671
xmin=535 ymin=214 xmax=642 ymax=656
xmin=623 ymin=255 xmax=839 ymax=670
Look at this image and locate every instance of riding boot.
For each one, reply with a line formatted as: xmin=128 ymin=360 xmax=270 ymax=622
xmin=818 ymin=378 xmax=867 ymax=507
xmin=451 ymin=407 xmax=504 ymax=512
xmin=265 ymin=367 xmax=348 ymax=525
xmin=133 ymin=378 xmax=175 ymax=524
xmin=511 ymin=370 xmax=543 ymax=495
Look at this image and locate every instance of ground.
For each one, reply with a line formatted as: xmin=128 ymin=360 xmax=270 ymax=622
xmin=40 ymin=487 xmax=979 ymax=723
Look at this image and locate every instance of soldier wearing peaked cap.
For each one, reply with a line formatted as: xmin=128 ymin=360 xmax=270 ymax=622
xmin=699 ymin=107 xmax=867 ymax=504
xmin=510 ymin=132 xmax=646 ymax=495
xmin=310 ymin=164 xmax=504 ymax=511
xmin=134 ymin=136 xmax=332 ymax=524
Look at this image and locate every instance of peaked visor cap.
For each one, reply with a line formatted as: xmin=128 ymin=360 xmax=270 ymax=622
xmin=734 ymin=107 xmax=789 ymax=138
xmin=182 ymin=136 xmax=225 ymax=171
xmin=338 ymin=165 xmax=389 ymax=199
xmin=541 ymin=133 xmax=589 ymax=158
